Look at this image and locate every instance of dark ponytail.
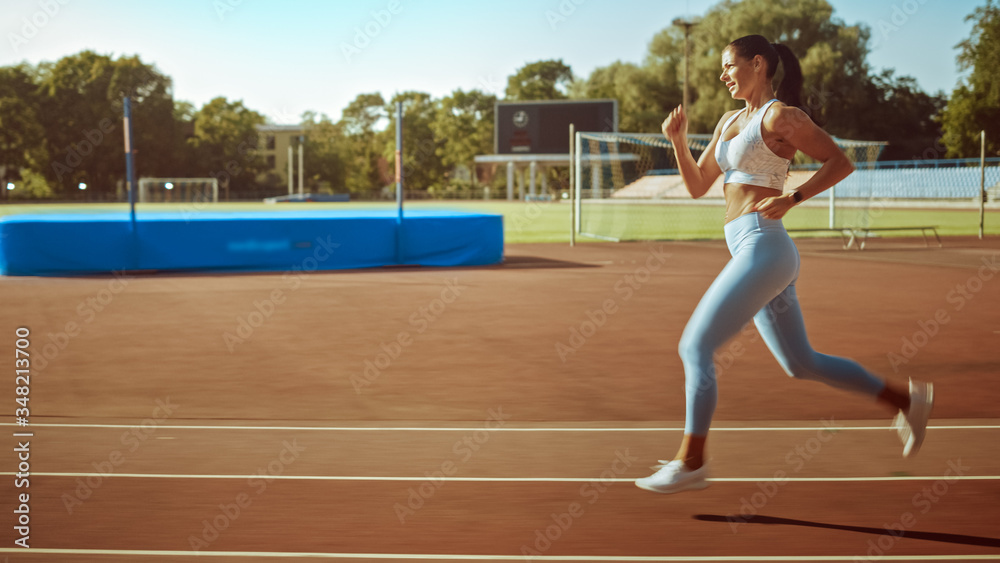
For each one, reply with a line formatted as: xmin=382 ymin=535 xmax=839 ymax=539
xmin=771 ymin=43 xmax=803 ymax=109
xmin=727 ymin=35 xmax=804 ymax=109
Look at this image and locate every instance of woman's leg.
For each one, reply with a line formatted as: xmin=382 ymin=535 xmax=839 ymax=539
xmin=674 ymin=228 xmax=799 ymax=468
xmin=753 ymin=283 xmax=904 ymax=406
xmin=637 ymin=215 xmax=807 ymax=494
xmin=753 ymin=266 xmax=933 ymax=457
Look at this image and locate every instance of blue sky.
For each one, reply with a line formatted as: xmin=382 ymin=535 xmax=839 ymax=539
xmin=0 ymin=0 xmax=981 ymax=125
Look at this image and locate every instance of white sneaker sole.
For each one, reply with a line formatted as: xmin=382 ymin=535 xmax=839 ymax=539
xmin=635 ymin=478 xmax=709 ymax=494
xmin=903 ymin=381 xmax=933 ymax=457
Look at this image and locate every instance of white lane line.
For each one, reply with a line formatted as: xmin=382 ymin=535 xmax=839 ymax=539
xmin=8 ymin=473 xmax=1000 ymax=482
xmin=0 ymin=548 xmax=997 ymax=561
xmin=4 ymin=423 xmax=1000 ymax=432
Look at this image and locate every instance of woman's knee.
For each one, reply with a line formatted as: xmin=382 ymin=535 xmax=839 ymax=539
xmin=678 ymin=332 xmax=718 ymax=393
xmin=781 ymin=355 xmax=819 ymax=381
xmin=678 ymin=330 xmax=710 ymax=365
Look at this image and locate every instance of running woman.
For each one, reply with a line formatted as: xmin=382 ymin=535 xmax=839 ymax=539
xmin=635 ymin=35 xmax=933 ymax=494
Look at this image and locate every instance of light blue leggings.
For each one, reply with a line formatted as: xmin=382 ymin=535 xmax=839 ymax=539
xmin=679 ymin=212 xmax=885 ymax=435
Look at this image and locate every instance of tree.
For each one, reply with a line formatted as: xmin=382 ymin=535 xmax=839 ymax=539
xmin=110 ymin=56 xmax=178 ymax=180
xmin=571 ymin=60 xmax=681 ymax=133
xmin=648 ymin=0 xmax=872 ymax=135
xmin=0 ymin=63 xmax=38 ymax=102
xmin=0 ymin=65 xmax=49 ymax=199
xmin=384 ymin=91 xmax=446 ymax=194
xmin=338 ymin=92 xmax=387 ymax=195
xmin=431 ymin=89 xmax=496 ymax=186
xmin=857 ymin=70 xmax=946 ymax=160
xmin=622 ymin=0 xmax=942 ymax=161
xmin=341 ymin=92 xmax=387 ymax=136
xmin=188 ymin=97 xmax=267 ymax=195
xmin=301 ymin=111 xmax=348 ymax=194
xmin=576 ymin=0 xmax=869 ymax=134
xmin=33 ymin=51 xmax=176 ymax=199
xmin=36 ymin=51 xmax=121 ymax=199
xmin=170 ymin=100 xmax=199 ymax=178
xmin=940 ymin=0 xmax=1000 ymax=158
xmin=505 ymin=60 xmax=573 ymax=101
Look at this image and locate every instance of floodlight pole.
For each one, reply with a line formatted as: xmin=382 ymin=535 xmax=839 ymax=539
xmin=297 ymin=135 xmax=304 ymax=196
xmin=673 ymin=18 xmax=697 ymax=111
xmin=123 ymin=97 xmax=137 ymax=228
xmin=287 ymin=144 xmax=293 ymax=195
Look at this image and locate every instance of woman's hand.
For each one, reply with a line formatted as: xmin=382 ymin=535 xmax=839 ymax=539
xmin=753 ymin=193 xmax=797 ymax=220
xmin=661 ymin=104 xmax=688 ymax=146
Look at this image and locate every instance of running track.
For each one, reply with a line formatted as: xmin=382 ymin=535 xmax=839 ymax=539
xmin=2 ymin=237 xmax=999 ymax=561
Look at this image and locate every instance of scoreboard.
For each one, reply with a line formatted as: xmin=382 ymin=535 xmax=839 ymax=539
xmin=494 ymin=100 xmax=617 ymax=155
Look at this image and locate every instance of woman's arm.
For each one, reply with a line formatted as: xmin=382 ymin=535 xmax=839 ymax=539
xmin=662 ymin=105 xmax=731 ymax=199
xmin=754 ymin=105 xmax=855 ymax=219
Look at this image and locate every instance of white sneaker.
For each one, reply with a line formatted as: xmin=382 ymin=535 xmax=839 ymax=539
xmin=893 ymin=379 xmax=933 ymax=458
xmin=635 ymin=459 xmax=709 ymax=494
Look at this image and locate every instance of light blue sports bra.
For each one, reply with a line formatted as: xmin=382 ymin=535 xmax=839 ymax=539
xmin=714 ymin=99 xmax=790 ymax=191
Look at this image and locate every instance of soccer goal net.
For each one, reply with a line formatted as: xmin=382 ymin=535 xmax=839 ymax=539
xmin=138 ymin=178 xmax=219 ymax=203
xmin=572 ymin=132 xmax=887 ymax=241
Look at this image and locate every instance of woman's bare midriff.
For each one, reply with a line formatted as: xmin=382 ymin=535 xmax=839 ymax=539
xmin=723 ymin=183 xmax=783 ymax=223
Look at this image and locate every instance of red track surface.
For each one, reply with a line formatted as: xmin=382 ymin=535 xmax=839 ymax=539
xmin=2 ymin=237 xmax=999 ymax=561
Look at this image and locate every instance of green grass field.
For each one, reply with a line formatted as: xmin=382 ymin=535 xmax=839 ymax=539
xmin=0 ymin=200 xmax=996 ymax=244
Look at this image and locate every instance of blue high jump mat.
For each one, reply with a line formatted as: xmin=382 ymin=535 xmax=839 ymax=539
xmin=0 ymin=209 xmax=504 ymax=276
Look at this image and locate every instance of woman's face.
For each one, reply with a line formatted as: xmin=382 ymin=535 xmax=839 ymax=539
xmin=719 ymin=47 xmax=758 ymax=100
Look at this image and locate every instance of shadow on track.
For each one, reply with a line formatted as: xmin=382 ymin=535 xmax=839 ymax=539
xmin=694 ymin=513 xmax=1000 ymax=548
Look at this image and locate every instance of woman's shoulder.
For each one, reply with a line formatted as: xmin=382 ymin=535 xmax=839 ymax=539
xmin=714 ymin=108 xmax=743 ymax=132
xmin=764 ymin=100 xmax=810 ymax=118
xmin=761 ymin=102 xmax=812 ymax=131
xmin=721 ymin=108 xmax=742 ymax=120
